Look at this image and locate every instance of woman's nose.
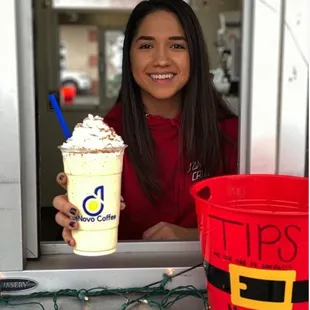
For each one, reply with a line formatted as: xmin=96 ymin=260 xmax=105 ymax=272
xmin=153 ymin=47 xmax=171 ymax=67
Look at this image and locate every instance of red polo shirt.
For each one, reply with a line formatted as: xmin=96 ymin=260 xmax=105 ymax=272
xmin=104 ymin=104 xmax=238 ymax=240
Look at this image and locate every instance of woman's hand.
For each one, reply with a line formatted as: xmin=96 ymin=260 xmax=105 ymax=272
xmin=53 ymin=172 xmax=126 ymax=247
xmin=142 ymin=222 xmax=199 ymax=241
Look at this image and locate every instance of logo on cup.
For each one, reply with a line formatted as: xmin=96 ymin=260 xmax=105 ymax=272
xmin=82 ymin=185 xmax=104 ymax=217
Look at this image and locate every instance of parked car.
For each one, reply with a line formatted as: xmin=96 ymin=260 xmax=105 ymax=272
xmin=60 ymin=70 xmax=92 ymax=94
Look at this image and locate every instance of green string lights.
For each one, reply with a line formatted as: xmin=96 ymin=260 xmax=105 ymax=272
xmin=0 ymin=263 xmax=207 ymax=310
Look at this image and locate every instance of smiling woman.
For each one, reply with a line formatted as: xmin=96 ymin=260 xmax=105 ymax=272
xmin=52 ymin=0 xmax=238 ymax=246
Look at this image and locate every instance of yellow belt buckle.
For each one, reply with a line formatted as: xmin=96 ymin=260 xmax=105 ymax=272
xmin=229 ymin=264 xmax=296 ymax=310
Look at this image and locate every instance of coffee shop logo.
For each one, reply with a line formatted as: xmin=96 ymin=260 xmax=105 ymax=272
xmin=83 ymin=185 xmax=104 ymax=217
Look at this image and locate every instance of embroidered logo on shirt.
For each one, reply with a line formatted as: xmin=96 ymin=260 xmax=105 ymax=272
xmin=187 ymin=161 xmax=209 ymax=182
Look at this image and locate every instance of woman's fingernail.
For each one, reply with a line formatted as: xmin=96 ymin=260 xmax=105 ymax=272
xmin=59 ymin=174 xmax=65 ymax=181
xmin=69 ymin=221 xmax=75 ymax=228
xmin=69 ymin=208 xmax=77 ymax=215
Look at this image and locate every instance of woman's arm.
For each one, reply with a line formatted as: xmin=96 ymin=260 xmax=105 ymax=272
xmin=142 ymin=222 xmax=199 ymax=241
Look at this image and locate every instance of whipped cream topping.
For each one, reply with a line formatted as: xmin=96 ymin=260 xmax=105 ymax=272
xmin=60 ymin=114 xmax=125 ymax=151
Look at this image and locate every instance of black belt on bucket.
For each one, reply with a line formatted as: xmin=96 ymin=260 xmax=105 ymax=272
xmin=204 ymin=261 xmax=308 ymax=304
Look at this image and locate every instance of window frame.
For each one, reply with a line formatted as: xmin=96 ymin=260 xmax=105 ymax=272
xmin=52 ymin=0 xmax=192 ymax=10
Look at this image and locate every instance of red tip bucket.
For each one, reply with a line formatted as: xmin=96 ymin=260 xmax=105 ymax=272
xmin=191 ymin=174 xmax=308 ymax=310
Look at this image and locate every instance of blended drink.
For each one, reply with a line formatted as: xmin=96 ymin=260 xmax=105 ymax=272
xmin=59 ymin=114 xmax=126 ymax=256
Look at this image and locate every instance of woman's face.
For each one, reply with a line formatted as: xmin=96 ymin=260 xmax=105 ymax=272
xmin=130 ymin=10 xmax=190 ymax=100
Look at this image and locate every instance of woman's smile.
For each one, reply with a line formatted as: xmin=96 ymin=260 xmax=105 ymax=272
xmin=147 ymin=72 xmax=177 ymax=84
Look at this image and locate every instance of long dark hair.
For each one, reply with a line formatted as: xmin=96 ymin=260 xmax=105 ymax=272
xmin=120 ymin=0 xmax=234 ymax=202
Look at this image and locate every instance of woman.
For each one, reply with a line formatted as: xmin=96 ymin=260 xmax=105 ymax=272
xmin=53 ymin=0 xmax=238 ymax=246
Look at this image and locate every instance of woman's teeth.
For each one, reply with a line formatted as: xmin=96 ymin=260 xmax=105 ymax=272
xmin=150 ymin=73 xmax=175 ymax=80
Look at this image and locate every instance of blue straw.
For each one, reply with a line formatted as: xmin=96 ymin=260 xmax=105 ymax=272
xmin=48 ymin=94 xmax=72 ymax=139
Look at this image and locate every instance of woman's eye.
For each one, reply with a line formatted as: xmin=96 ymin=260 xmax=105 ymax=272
xmin=171 ymin=44 xmax=185 ymax=49
xmin=139 ymin=44 xmax=152 ymax=49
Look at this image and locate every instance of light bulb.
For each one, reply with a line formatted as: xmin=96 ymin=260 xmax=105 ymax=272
xmin=165 ymin=268 xmax=175 ymax=276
